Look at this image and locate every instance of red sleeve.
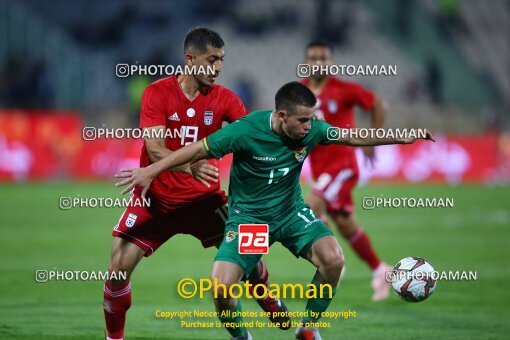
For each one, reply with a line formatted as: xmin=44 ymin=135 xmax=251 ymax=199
xmin=223 ymin=91 xmax=248 ymax=123
xmin=347 ymin=83 xmax=376 ymax=111
xmin=139 ymin=84 xmax=167 ymax=128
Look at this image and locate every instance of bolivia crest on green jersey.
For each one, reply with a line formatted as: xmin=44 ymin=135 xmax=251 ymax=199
xmin=294 ymin=146 xmax=308 ymax=162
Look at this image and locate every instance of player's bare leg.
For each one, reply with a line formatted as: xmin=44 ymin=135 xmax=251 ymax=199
xmin=103 ymin=237 xmax=145 ymax=340
xmin=211 ymin=261 xmax=252 ymax=340
xmin=296 ymin=235 xmax=344 ymax=340
xmin=331 ymin=212 xmax=391 ymax=301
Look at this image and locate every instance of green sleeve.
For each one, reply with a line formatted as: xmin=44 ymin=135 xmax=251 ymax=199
xmin=203 ymin=120 xmax=247 ymax=158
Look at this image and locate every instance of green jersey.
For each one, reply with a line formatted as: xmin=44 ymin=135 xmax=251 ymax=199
xmin=203 ymin=110 xmax=332 ymax=221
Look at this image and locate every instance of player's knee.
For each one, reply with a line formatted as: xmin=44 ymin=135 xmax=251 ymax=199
xmin=320 ymin=247 xmax=345 ymax=281
xmin=211 ymin=276 xmax=234 ymax=294
xmin=211 ymin=276 xmax=237 ymax=305
xmin=107 ymin=260 xmax=133 ymax=285
xmin=326 ymin=249 xmax=344 ymax=269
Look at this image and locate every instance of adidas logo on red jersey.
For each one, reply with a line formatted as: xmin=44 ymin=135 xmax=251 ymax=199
xmin=169 ymin=112 xmax=180 ymax=121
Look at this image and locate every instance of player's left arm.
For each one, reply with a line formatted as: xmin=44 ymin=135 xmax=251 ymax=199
xmin=115 ymin=140 xmax=211 ymax=198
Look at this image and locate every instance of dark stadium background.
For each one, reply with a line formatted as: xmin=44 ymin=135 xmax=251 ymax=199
xmin=0 ymin=0 xmax=508 ymax=339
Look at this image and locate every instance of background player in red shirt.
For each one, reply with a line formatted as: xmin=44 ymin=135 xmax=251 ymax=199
xmin=302 ymin=41 xmax=392 ymax=301
xmin=103 ymin=28 xmax=288 ymax=340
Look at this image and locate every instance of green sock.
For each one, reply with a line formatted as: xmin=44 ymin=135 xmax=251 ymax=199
xmin=218 ymin=300 xmax=246 ymax=338
xmin=303 ymin=279 xmax=337 ymax=326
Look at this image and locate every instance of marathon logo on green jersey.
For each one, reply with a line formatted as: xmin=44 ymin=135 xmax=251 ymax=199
xmin=294 ymin=146 xmax=308 ymax=162
xmin=252 ymin=155 xmax=276 ymax=162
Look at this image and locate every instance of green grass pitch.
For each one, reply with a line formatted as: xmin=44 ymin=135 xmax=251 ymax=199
xmin=0 ymin=182 xmax=509 ymax=339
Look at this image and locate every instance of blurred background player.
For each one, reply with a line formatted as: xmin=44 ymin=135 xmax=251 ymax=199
xmin=103 ymin=27 xmax=288 ymax=340
xmin=302 ymin=41 xmax=391 ymax=301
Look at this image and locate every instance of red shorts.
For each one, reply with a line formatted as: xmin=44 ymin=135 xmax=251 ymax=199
xmin=112 ymin=190 xmax=228 ymax=256
xmin=311 ymin=165 xmax=359 ymax=214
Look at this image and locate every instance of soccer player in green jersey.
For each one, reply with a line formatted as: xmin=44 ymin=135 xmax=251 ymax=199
xmin=115 ymin=82 xmax=434 ymax=340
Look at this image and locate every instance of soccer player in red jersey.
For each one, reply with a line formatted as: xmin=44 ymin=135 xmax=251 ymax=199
xmin=103 ymin=28 xmax=288 ymax=340
xmin=302 ymin=41 xmax=392 ymax=301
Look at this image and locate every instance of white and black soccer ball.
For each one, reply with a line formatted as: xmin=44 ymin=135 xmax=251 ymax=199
xmin=390 ymin=257 xmax=437 ymax=302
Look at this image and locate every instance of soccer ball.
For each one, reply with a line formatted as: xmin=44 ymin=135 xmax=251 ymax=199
xmin=390 ymin=257 xmax=437 ymax=302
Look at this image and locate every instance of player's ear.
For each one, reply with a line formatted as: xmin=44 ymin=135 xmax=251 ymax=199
xmin=276 ymin=110 xmax=287 ymax=120
xmin=184 ymin=52 xmax=194 ymax=67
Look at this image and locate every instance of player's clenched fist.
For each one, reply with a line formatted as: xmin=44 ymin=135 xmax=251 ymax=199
xmin=115 ymin=167 xmax=155 ymax=198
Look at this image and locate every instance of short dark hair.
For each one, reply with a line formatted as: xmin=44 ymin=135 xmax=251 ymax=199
xmin=306 ymin=41 xmax=334 ymax=54
xmin=275 ymin=82 xmax=317 ymax=114
xmin=184 ymin=27 xmax=224 ymax=54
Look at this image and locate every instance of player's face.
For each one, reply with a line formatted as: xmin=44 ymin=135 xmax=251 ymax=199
xmin=281 ymin=105 xmax=314 ymax=140
xmin=305 ymin=46 xmax=333 ymax=80
xmin=187 ymin=46 xmax=224 ymax=87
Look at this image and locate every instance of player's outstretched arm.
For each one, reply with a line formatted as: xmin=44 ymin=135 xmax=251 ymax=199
xmin=334 ymin=130 xmax=435 ymax=146
xmin=115 ymin=140 xmax=211 ymax=197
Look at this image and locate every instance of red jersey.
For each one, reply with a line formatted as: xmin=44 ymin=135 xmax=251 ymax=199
xmin=136 ymin=76 xmax=247 ymax=209
xmin=304 ymin=76 xmax=375 ymax=175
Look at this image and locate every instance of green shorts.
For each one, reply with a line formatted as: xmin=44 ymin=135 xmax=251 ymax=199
xmin=215 ymin=205 xmax=333 ymax=276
